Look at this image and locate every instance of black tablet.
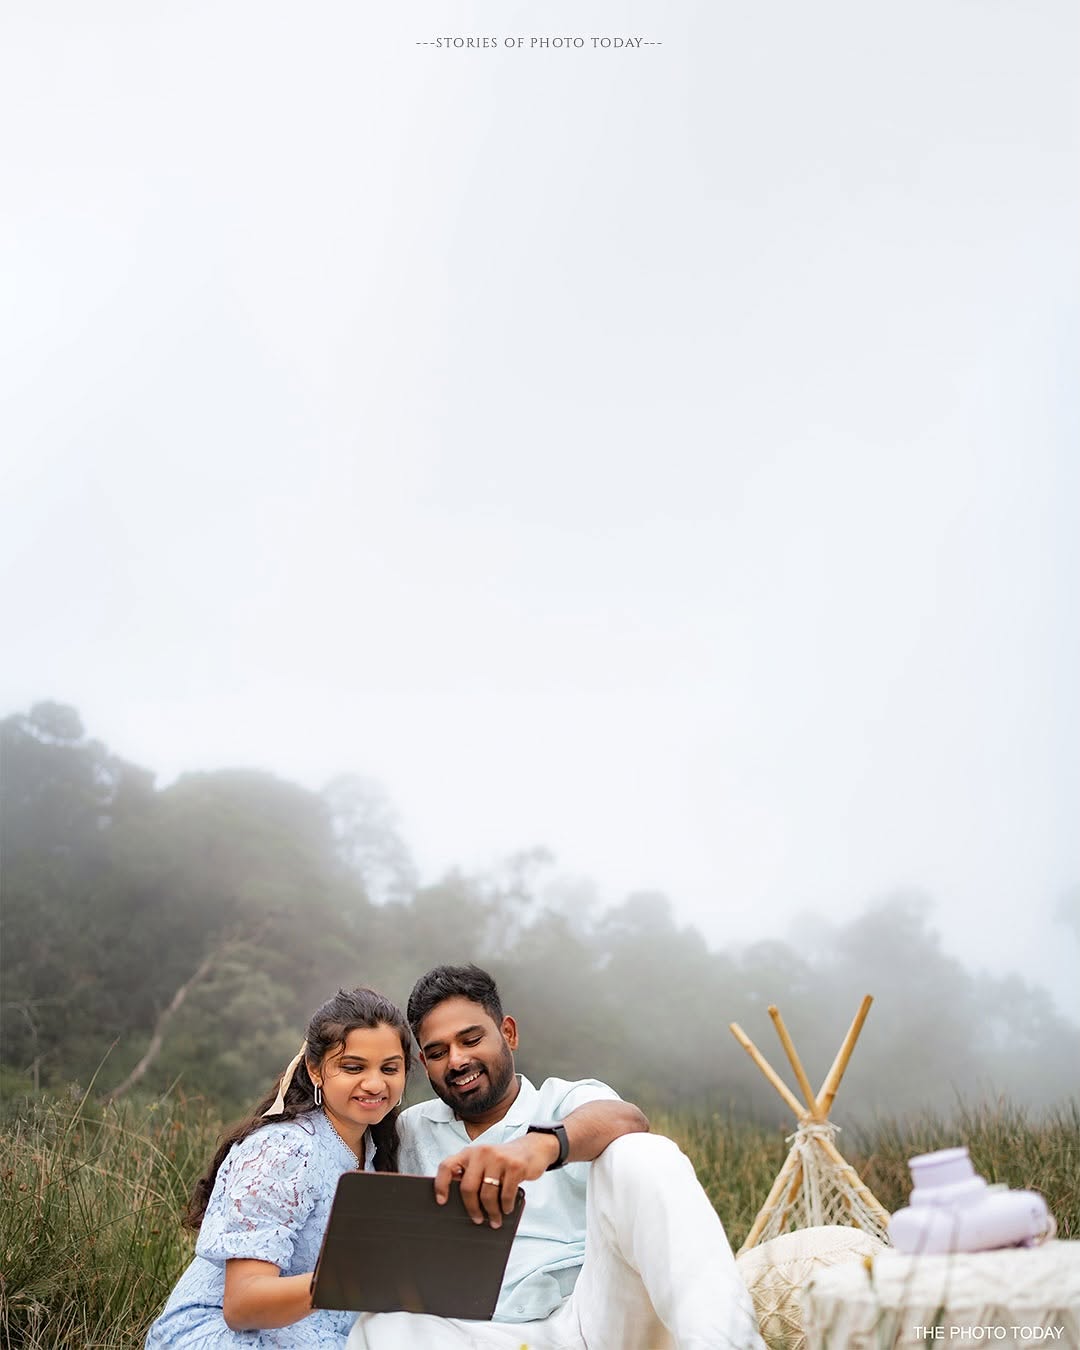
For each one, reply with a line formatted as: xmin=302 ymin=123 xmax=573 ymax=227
xmin=310 ymin=1172 xmax=526 ymax=1319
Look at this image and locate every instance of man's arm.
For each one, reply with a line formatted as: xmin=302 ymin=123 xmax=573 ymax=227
xmin=435 ymin=1099 xmax=649 ymax=1227
xmin=544 ymin=1099 xmax=651 ymax=1167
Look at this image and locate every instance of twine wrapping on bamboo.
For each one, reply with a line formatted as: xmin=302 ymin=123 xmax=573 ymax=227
xmin=731 ymin=997 xmax=891 ymax=1254
xmin=750 ymin=1120 xmax=891 ymax=1248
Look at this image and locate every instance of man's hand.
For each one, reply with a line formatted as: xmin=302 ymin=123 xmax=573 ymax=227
xmin=435 ymin=1133 xmax=558 ymax=1227
xmin=433 ymin=1100 xmax=649 ymax=1228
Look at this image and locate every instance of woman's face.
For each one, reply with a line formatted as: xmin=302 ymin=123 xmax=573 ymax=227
xmin=311 ymin=1023 xmax=407 ymax=1151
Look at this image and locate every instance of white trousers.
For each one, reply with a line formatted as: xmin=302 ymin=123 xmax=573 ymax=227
xmin=345 ymin=1134 xmax=764 ymax=1350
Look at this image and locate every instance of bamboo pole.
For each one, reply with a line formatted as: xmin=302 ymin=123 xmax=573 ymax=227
xmin=767 ymin=1004 xmax=819 ymax=1116
xmin=771 ymin=1157 xmax=805 ymax=1236
xmin=729 ymin=1023 xmax=807 ymax=1121
xmin=817 ymin=1134 xmax=891 ymax=1224
xmin=738 ymin=1147 xmax=802 ymax=1253
xmin=732 ymin=997 xmax=888 ymax=1250
xmin=814 ymin=994 xmax=873 ymax=1118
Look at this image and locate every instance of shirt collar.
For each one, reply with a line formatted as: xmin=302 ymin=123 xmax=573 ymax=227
xmin=499 ymin=1073 xmax=538 ymax=1126
xmin=419 ymin=1073 xmax=538 ymax=1128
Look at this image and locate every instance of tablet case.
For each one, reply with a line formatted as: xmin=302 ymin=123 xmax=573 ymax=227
xmin=310 ymin=1172 xmax=526 ymax=1318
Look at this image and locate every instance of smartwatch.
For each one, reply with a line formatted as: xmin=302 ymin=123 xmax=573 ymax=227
xmin=526 ymin=1121 xmax=570 ymax=1171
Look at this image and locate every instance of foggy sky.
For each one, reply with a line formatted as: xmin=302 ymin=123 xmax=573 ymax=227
xmin=2 ymin=2 xmax=1078 ymax=1017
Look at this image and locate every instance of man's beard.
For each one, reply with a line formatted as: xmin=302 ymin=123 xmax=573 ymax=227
xmin=435 ymin=1039 xmax=516 ymax=1118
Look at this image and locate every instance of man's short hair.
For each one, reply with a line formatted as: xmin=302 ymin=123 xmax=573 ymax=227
xmin=407 ymin=964 xmax=504 ymax=1036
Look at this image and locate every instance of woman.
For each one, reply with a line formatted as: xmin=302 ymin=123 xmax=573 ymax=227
xmin=146 ymin=987 xmax=411 ymax=1347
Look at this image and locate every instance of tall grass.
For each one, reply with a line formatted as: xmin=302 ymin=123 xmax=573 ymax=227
xmin=659 ymin=1098 xmax=1080 ymax=1250
xmin=1 ymin=1094 xmax=1077 ymax=1347
xmin=850 ymin=1098 xmax=1080 ymax=1237
xmin=0 ymin=1093 xmax=214 ymax=1349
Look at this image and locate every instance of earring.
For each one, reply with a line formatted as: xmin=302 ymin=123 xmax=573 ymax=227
xmin=314 ymin=1082 xmax=323 ymax=1107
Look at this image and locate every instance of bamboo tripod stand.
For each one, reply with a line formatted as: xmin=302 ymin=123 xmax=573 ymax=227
xmin=729 ymin=995 xmax=890 ymax=1253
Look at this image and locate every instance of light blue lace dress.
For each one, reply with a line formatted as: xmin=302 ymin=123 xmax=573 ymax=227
xmin=145 ymin=1110 xmax=372 ymax=1347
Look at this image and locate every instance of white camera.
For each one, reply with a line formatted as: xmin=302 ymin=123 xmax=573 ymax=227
xmin=888 ymin=1146 xmax=1055 ymax=1255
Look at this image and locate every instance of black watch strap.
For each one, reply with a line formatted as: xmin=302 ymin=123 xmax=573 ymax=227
xmin=526 ymin=1121 xmax=570 ymax=1170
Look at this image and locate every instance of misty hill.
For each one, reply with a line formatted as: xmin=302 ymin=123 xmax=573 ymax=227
xmin=2 ymin=701 xmax=1077 ymax=1122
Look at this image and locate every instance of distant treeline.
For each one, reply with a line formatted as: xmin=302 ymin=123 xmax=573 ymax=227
xmin=2 ymin=702 xmax=1077 ymax=1121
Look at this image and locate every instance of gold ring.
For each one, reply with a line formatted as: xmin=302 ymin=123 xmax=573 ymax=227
xmin=482 ymin=1176 xmax=500 ymax=1185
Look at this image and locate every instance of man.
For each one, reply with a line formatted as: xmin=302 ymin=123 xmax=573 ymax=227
xmin=346 ymin=964 xmax=763 ymax=1350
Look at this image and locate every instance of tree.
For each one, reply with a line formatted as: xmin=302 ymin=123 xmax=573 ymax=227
xmin=0 ymin=701 xmax=154 ymax=860
xmin=323 ymin=775 xmax=418 ymax=904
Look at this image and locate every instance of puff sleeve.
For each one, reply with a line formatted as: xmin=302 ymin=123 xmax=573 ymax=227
xmin=196 ymin=1124 xmax=319 ymax=1272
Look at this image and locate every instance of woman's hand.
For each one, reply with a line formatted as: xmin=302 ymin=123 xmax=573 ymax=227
xmin=222 ymin=1258 xmax=314 ymax=1331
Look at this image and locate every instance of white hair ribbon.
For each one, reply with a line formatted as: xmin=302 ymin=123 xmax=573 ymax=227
xmin=261 ymin=1042 xmax=309 ymax=1118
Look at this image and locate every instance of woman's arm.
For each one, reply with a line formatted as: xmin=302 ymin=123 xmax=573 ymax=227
xmin=222 ymin=1259 xmax=314 ymax=1331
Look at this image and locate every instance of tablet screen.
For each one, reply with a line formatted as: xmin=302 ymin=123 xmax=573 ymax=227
xmin=311 ymin=1172 xmax=526 ymax=1319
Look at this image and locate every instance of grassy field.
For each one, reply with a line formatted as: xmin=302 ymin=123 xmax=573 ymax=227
xmin=1 ymin=1093 xmax=1077 ymax=1348
xmin=659 ymin=1098 xmax=1080 ymax=1247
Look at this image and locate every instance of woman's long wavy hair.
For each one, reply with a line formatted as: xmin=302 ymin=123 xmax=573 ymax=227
xmin=184 ymin=987 xmax=412 ymax=1230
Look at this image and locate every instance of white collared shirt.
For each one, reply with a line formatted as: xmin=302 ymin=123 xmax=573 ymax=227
xmin=397 ymin=1074 xmax=620 ymax=1322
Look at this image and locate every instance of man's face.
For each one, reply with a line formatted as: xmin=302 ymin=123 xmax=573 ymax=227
xmin=417 ymin=996 xmax=518 ymax=1121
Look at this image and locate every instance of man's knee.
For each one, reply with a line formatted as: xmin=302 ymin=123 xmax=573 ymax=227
xmin=592 ymin=1131 xmax=695 ymax=1186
